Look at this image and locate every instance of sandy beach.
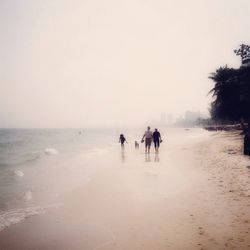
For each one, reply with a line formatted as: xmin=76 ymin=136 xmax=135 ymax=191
xmin=0 ymin=130 xmax=250 ymax=250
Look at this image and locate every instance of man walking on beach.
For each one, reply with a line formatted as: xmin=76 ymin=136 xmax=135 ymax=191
xmin=153 ymin=128 xmax=162 ymax=153
xmin=141 ymin=126 xmax=153 ymax=153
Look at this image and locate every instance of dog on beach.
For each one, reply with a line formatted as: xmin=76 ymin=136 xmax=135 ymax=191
xmin=135 ymin=141 xmax=139 ymax=149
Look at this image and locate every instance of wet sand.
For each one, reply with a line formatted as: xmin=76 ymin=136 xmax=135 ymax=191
xmin=0 ymin=131 xmax=250 ymax=249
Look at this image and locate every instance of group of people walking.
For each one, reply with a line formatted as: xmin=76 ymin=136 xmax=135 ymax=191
xmin=119 ymin=126 xmax=162 ymax=153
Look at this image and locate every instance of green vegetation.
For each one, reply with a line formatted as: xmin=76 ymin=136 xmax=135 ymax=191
xmin=209 ymin=44 xmax=250 ymax=127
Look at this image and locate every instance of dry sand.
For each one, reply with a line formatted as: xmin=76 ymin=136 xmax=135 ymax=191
xmin=0 ymin=131 xmax=250 ymax=250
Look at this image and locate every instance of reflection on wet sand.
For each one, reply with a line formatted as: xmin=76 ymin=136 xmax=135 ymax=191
xmin=120 ymin=150 xmax=159 ymax=164
xmin=145 ymin=153 xmax=160 ymax=163
xmin=121 ymin=148 xmax=125 ymax=163
xmin=154 ymin=153 xmax=160 ymax=162
xmin=145 ymin=154 xmax=151 ymax=162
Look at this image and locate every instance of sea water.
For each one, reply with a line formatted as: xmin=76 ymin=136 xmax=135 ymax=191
xmin=0 ymin=127 xmax=208 ymax=231
xmin=0 ymin=128 xmax=123 ymax=230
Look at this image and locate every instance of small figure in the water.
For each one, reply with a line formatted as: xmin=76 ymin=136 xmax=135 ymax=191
xmin=153 ymin=128 xmax=162 ymax=153
xmin=135 ymin=141 xmax=139 ymax=149
xmin=141 ymin=126 xmax=153 ymax=154
xmin=119 ymin=134 xmax=127 ymax=148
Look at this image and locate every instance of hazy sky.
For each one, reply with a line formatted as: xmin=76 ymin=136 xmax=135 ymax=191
xmin=1 ymin=0 xmax=250 ymax=128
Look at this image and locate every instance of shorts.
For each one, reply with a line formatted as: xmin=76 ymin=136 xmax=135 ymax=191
xmin=145 ymin=138 xmax=152 ymax=147
xmin=154 ymin=140 xmax=160 ymax=148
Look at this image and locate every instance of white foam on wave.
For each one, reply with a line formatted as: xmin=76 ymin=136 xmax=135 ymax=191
xmin=0 ymin=206 xmax=45 ymax=231
xmin=0 ymin=203 xmax=61 ymax=231
xmin=14 ymin=170 xmax=24 ymax=177
xmin=44 ymin=148 xmax=58 ymax=155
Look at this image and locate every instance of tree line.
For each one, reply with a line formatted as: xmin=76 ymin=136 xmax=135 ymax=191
xmin=209 ymin=44 xmax=250 ymax=128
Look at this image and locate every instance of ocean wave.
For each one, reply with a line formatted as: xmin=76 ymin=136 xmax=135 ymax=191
xmin=44 ymin=148 xmax=58 ymax=155
xmin=14 ymin=170 xmax=24 ymax=177
xmin=0 ymin=148 xmax=58 ymax=168
xmin=30 ymin=148 xmax=58 ymax=159
xmin=0 ymin=203 xmax=60 ymax=231
xmin=0 ymin=155 xmax=40 ymax=168
xmin=0 ymin=206 xmax=46 ymax=231
xmin=20 ymin=148 xmax=59 ymax=165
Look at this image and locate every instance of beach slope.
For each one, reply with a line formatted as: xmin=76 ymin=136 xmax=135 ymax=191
xmin=0 ymin=130 xmax=250 ymax=249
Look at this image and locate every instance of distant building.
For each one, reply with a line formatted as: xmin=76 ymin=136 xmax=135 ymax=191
xmin=176 ymin=116 xmax=184 ymax=124
xmin=160 ymin=113 xmax=166 ymax=126
xmin=174 ymin=111 xmax=203 ymax=127
xmin=184 ymin=111 xmax=201 ymax=122
xmin=167 ymin=113 xmax=173 ymax=125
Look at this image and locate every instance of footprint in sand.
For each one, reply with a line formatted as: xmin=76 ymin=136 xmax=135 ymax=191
xmin=198 ymin=227 xmax=205 ymax=236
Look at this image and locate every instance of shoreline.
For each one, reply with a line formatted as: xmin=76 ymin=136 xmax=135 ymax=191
xmin=0 ymin=130 xmax=250 ymax=249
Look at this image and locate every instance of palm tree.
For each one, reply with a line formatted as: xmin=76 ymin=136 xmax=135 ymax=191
xmin=209 ymin=66 xmax=241 ymax=122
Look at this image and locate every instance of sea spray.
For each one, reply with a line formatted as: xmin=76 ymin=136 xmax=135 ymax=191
xmin=14 ymin=170 xmax=24 ymax=177
xmin=44 ymin=148 xmax=58 ymax=155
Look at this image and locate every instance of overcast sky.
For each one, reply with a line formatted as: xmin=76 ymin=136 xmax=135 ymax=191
xmin=0 ymin=0 xmax=249 ymax=128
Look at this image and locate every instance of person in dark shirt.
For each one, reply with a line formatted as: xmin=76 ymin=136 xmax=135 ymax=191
xmin=119 ymin=134 xmax=127 ymax=148
xmin=153 ymin=128 xmax=162 ymax=152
